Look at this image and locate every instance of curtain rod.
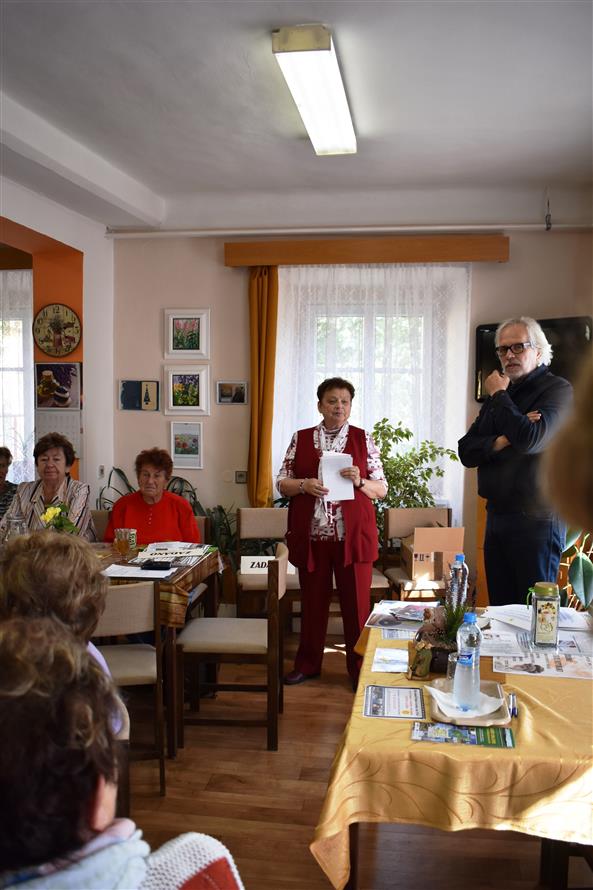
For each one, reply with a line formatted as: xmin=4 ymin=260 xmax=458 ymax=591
xmin=106 ymin=223 xmax=592 ymax=239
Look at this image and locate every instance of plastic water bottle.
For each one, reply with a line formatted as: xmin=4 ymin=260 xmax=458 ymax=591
xmin=449 ymin=553 xmax=469 ymax=606
xmin=453 ymin=612 xmax=482 ymax=710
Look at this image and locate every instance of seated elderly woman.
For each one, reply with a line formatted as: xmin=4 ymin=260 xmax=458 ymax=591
xmin=0 ymin=447 xmax=17 ymax=520
xmin=0 ymin=617 xmax=244 ymax=890
xmin=104 ymin=447 xmax=200 ymax=545
xmin=0 ymin=530 xmax=111 ymax=679
xmin=0 ymin=432 xmax=95 ymax=540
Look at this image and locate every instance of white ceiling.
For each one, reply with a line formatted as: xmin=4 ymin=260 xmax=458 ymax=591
xmin=1 ymin=0 xmax=592 ymax=231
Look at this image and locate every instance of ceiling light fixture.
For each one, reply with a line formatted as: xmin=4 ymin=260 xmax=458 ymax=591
xmin=272 ymin=24 xmax=357 ymax=156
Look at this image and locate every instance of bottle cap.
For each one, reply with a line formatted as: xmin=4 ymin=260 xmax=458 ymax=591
xmin=463 ymin=611 xmax=477 ymax=624
xmin=533 ymin=581 xmax=559 ymax=596
xmin=455 ymin=553 xmax=465 ymax=562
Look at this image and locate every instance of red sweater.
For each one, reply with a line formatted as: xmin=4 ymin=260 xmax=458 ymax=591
xmin=104 ymin=491 xmax=201 ymax=545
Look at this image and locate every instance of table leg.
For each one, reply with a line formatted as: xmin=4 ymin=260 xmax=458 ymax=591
xmin=539 ymin=838 xmax=569 ymax=889
xmin=165 ymin=626 xmax=177 ymax=759
xmin=345 ymin=823 xmax=359 ymax=890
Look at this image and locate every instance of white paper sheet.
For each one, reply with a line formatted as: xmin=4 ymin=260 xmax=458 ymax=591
xmin=320 ymin=451 xmax=354 ymax=501
xmin=484 ymin=604 xmax=593 ymax=633
xmin=371 ymin=647 xmax=409 ymax=672
xmin=102 ymin=564 xmax=176 ymax=579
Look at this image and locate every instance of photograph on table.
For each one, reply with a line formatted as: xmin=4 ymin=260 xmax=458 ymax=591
xmin=35 ymin=362 xmax=81 ymax=410
xmin=216 ymin=380 xmax=248 ymax=405
xmin=170 ymin=421 xmax=203 ymax=469
xmin=164 ymin=364 xmax=210 ymax=415
xmin=119 ymin=379 xmax=159 ymax=411
xmin=164 ymin=308 xmax=210 ymax=360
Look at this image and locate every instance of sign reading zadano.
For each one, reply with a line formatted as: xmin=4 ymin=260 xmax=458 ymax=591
xmin=240 ymin=555 xmax=296 ymax=575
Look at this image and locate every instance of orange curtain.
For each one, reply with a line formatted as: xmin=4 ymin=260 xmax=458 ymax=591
xmin=247 ymin=266 xmax=278 ymax=506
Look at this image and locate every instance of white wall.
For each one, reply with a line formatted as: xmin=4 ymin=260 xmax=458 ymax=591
xmin=2 ymin=178 xmax=114 ymax=502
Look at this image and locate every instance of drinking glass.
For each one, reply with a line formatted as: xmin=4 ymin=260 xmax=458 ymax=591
xmin=5 ymin=517 xmax=27 ymax=540
xmin=446 ymin=653 xmax=458 ymax=682
xmin=114 ymin=528 xmax=133 ymax=560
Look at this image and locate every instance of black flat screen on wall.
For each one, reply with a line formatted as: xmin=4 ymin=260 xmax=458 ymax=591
xmin=475 ymin=316 xmax=592 ymax=401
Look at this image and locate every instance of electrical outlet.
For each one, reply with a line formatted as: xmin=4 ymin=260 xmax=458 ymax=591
xmin=235 ymin=470 xmax=248 ymax=484
xmin=98 ymin=465 xmax=105 ymax=479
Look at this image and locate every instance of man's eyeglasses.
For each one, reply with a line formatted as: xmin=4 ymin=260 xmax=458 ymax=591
xmin=495 ymin=341 xmax=533 ymax=357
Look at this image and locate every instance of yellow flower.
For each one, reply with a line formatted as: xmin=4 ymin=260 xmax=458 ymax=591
xmin=41 ymin=506 xmax=61 ymax=524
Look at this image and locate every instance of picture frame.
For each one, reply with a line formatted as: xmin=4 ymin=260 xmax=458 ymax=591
xmin=164 ymin=308 xmax=210 ymax=360
xmin=119 ymin=380 xmax=160 ymax=411
xmin=164 ymin=364 xmax=210 ymax=415
xmin=216 ymin=380 xmax=248 ymax=405
xmin=35 ymin=362 xmax=81 ymax=410
xmin=170 ymin=421 xmax=203 ymax=469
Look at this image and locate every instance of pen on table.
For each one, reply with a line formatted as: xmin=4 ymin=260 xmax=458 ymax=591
xmin=509 ymin=693 xmax=518 ymax=718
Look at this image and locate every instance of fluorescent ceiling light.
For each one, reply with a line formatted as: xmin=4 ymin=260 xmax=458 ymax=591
xmin=272 ymin=24 xmax=357 ymax=156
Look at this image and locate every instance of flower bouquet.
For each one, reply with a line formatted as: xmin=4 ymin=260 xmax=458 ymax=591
xmin=40 ymin=503 xmax=79 ymax=535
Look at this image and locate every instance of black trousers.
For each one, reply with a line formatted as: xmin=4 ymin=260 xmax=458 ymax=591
xmin=484 ymin=511 xmax=566 ymax=606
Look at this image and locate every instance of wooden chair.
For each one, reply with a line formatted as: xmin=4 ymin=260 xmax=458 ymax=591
xmin=114 ymin=695 xmax=131 ymax=817
xmin=381 ymin=506 xmax=451 ymax=599
xmin=176 ymin=542 xmax=289 ymax=751
xmin=92 ymin=581 xmax=166 ymax=795
xmin=91 ymin=508 xmax=110 ymax=541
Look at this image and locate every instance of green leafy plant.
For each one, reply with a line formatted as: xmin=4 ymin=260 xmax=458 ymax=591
xmin=371 ymin=417 xmax=458 ymax=537
xmin=561 ymin=528 xmax=593 ymax=609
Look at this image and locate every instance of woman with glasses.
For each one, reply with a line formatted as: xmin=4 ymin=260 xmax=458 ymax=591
xmin=458 ymin=316 xmax=572 ymax=606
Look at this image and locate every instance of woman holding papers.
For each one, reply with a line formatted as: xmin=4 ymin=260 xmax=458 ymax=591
xmin=277 ymin=377 xmax=387 ymax=689
xmin=104 ymin=448 xmax=200 ymax=545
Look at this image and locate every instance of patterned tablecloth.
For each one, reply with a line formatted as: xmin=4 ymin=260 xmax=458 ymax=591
xmin=310 ymin=628 xmax=593 ymax=890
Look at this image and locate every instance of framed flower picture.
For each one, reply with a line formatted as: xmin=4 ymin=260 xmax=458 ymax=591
xmin=164 ymin=364 xmax=210 ymax=415
xmin=164 ymin=308 xmax=210 ymax=360
xmin=170 ymin=422 xmax=203 ymax=469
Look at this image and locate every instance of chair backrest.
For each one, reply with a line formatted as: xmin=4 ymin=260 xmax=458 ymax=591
xmin=196 ymin=514 xmax=210 ymax=543
xmin=92 ymin=508 xmax=110 ymax=541
xmin=237 ymin=507 xmax=288 ymax=540
xmin=93 ymin=581 xmax=158 ymax=637
xmin=384 ymin=506 xmax=451 ymax=540
xmin=266 ymin=542 xmax=289 ymax=652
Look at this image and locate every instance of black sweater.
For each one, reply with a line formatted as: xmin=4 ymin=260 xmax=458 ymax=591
xmin=458 ymin=366 xmax=572 ymax=515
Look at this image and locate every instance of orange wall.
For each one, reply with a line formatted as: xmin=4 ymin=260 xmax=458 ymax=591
xmin=0 ymin=217 xmax=84 ymax=477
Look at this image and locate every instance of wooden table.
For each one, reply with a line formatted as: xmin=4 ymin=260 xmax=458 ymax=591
xmin=98 ymin=546 xmax=221 ymax=757
xmin=310 ymin=627 xmax=593 ymax=890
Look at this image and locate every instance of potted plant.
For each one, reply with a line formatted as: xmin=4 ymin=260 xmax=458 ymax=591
xmin=559 ymin=528 xmax=593 ymax=609
xmin=415 ymin=589 xmax=475 ymax=673
xmin=371 ymin=417 xmax=458 ymax=541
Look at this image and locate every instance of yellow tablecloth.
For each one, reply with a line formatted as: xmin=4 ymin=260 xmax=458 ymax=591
xmin=310 ymin=630 xmax=593 ymax=890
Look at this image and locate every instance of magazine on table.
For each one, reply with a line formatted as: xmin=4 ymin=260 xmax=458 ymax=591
xmin=493 ymin=652 xmax=593 ymax=680
xmin=363 ymin=685 xmax=425 ymax=719
xmin=371 ymin=648 xmax=409 ymax=673
xmin=411 ymin=722 xmax=515 ymax=748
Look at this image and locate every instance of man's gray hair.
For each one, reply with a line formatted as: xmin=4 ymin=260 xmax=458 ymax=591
xmin=495 ymin=317 xmax=553 ymax=366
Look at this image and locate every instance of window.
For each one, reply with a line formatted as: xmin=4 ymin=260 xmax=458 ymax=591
xmin=0 ymin=270 xmax=34 ymax=482
xmin=273 ymin=264 xmax=470 ymax=521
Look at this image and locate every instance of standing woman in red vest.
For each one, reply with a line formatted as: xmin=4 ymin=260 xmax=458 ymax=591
xmin=277 ymin=378 xmax=387 ymax=690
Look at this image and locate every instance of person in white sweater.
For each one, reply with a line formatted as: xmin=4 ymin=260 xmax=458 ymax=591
xmin=0 ymin=617 xmax=244 ymax=890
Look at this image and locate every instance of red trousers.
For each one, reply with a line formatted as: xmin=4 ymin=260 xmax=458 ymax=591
xmin=293 ymin=540 xmax=372 ymax=682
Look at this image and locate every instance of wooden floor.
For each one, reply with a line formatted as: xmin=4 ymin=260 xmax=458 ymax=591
xmin=129 ymin=634 xmax=591 ymax=890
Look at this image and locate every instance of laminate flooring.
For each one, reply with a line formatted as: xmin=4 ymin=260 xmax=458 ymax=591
xmin=128 ymin=634 xmax=592 ymax=890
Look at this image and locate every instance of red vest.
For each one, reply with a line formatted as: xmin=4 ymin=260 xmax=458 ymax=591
xmin=286 ymin=425 xmax=379 ymax=571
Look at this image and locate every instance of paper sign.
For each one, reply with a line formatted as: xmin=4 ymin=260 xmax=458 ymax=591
xmin=240 ymin=555 xmax=296 ymax=575
xmin=320 ymin=451 xmax=354 ymax=501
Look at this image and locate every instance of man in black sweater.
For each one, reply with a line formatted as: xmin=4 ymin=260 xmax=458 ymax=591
xmin=458 ymin=317 xmax=572 ymax=606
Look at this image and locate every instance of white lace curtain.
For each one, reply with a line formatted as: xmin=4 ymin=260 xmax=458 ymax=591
xmin=272 ymin=264 xmax=470 ymax=523
xmin=0 ymin=269 xmax=35 ymax=482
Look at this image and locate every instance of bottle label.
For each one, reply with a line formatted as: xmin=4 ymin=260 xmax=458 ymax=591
xmin=457 ymin=651 xmax=474 ymax=667
xmin=533 ymin=598 xmax=559 ymax=645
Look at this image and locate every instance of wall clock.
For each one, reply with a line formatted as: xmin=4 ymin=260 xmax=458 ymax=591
xmin=33 ymin=303 xmax=82 ymax=357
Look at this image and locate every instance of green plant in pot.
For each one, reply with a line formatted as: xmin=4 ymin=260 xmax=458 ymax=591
xmin=415 ymin=589 xmax=476 ymax=673
xmin=560 ymin=528 xmax=593 ymax=609
xmin=371 ymin=418 xmax=458 ymax=540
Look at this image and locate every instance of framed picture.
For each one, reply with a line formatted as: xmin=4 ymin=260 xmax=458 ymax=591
xmin=170 ymin=422 xmax=203 ymax=469
xmin=216 ymin=380 xmax=248 ymax=405
xmin=119 ymin=380 xmax=160 ymax=411
xmin=35 ymin=362 xmax=81 ymax=410
xmin=164 ymin=308 xmax=210 ymax=360
xmin=164 ymin=364 xmax=210 ymax=415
